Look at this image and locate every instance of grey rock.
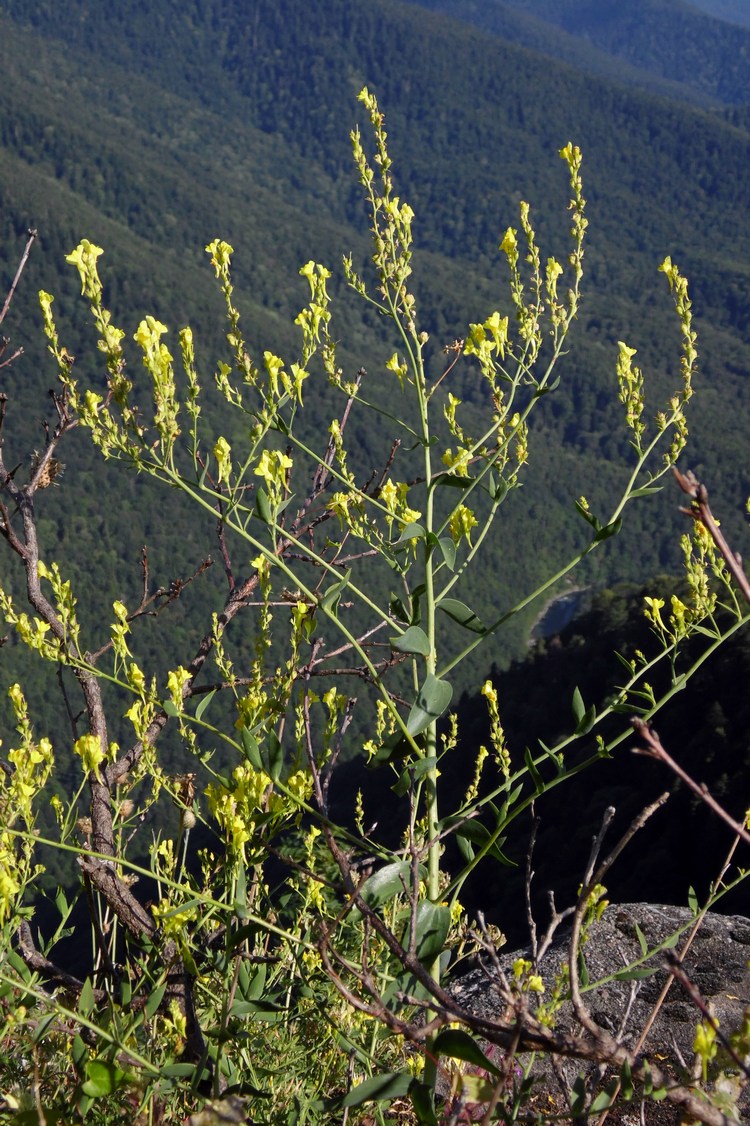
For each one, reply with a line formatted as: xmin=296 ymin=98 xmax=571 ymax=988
xmin=449 ymin=903 xmax=750 ymax=1122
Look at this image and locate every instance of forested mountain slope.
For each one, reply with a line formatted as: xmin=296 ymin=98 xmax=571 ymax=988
xmin=2 ymin=0 xmax=750 ymax=748
xmin=493 ymin=0 xmax=750 ymax=106
xmin=686 ymin=0 xmax=750 ymax=28
xmin=411 ymin=0 xmax=750 ymax=108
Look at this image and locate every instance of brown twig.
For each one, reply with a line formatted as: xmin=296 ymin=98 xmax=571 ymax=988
xmin=568 ymin=793 xmax=670 ymax=1039
xmin=632 ymin=719 xmax=750 ymax=848
xmin=598 ymin=835 xmax=744 ymax=1126
xmin=667 ymin=953 xmax=750 ymax=1082
xmin=673 ymin=467 xmax=750 ymax=606
xmin=0 ymin=229 xmax=37 ymax=328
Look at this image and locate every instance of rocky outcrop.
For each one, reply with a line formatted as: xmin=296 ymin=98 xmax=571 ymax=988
xmin=450 ymin=903 xmax=750 ymax=1123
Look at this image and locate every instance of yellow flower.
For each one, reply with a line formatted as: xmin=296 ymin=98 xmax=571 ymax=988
xmin=500 ymin=228 xmax=517 ymax=256
xmin=213 ymin=436 xmax=232 ymax=485
xmin=65 ymin=240 xmax=104 ymax=298
xmin=254 ymin=449 xmax=293 ymax=487
xmin=449 ymin=504 xmax=478 ymax=545
xmin=379 ymin=479 xmax=400 ymax=513
xmin=441 ymin=447 xmax=471 ymax=476
xmin=644 ymin=596 xmax=666 ymax=630
xmin=167 ymin=666 xmax=191 ymax=707
xmin=74 ymin=734 xmax=105 ymax=778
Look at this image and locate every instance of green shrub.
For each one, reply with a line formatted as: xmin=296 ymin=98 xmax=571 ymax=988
xmin=0 ymin=90 xmax=748 ymax=1125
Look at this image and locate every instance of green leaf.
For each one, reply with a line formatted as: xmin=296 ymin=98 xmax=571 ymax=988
xmin=491 ymin=476 xmax=509 ymax=504
xmin=635 ymin=921 xmax=648 ymax=955
xmin=506 ymin=782 xmax=524 ymax=807
xmin=230 ymin=997 xmax=285 ymax=1018
xmin=594 ymin=517 xmax=622 ymax=542
xmin=389 ymin=593 xmax=409 ymax=622
xmin=159 ymin=1063 xmax=200 ymax=1079
xmin=589 ymin=1079 xmax=619 ymax=1113
xmin=406 ymin=674 xmax=453 ymax=736
xmin=371 ymin=730 xmax=411 ymax=765
xmin=409 ymin=901 xmax=451 ymax=964
xmin=613 ymin=966 xmax=659 ymax=981
xmin=409 ymin=1082 xmax=438 ymax=1124
xmin=320 ymin=569 xmax=351 ymax=616
xmin=524 ymin=746 xmax=544 ymax=793
xmin=434 ymin=473 xmax=472 ymax=488
xmin=234 ymin=861 xmax=248 ymax=920
xmin=395 ymin=522 xmax=425 ymax=544
xmin=570 ymin=1075 xmax=587 ymax=1116
xmin=241 ymin=962 xmax=267 ymax=1002
xmin=575 ymin=498 xmax=601 ymax=532
xmin=260 ymin=730 xmax=283 ymax=782
xmin=459 ymin=1075 xmax=496 ymax=1103
xmin=455 ymin=821 xmax=515 ymax=866
xmin=630 ymin=484 xmax=664 ymax=498
xmin=240 ymin=727 xmax=263 ymax=770
xmin=436 ymin=598 xmax=485 ymax=633
xmin=392 ymin=756 xmax=438 ymax=796
xmin=575 ymin=704 xmax=597 ymax=736
xmin=82 ymin=1060 xmax=127 ymax=1098
xmin=357 ymin=861 xmax=412 ymax=911
xmin=195 ymin=688 xmax=216 ymax=722
xmin=342 ymin=1071 xmax=413 ymax=1108
xmin=144 ymin=981 xmax=167 ymax=1020
xmin=6 ymin=950 xmax=31 ymax=980
xmin=384 ymin=951 xmax=451 ymax=1007
xmin=438 ymin=536 xmax=456 ymax=571
xmin=72 ymin=1034 xmax=87 ymax=1070
xmin=55 ymin=885 xmax=70 ymax=919
xmin=390 ymin=625 xmax=431 ymax=656
xmin=432 ymin=1028 xmax=501 ymax=1077
xmin=77 ymin=978 xmax=96 ymax=1018
xmin=163 ymin=700 xmax=179 ymax=717
xmin=254 ymin=487 xmax=272 ymax=524
xmin=621 ymin=1057 xmax=634 ymax=1100
xmin=410 ymin=583 xmax=426 ymax=624
xmin=571 ymin=686 xmax=585 ymax=724
xmin=32 ymin=1012 xmax=57 ymax=1045
xmin=538 ymin=373 xmax=560 ymax=394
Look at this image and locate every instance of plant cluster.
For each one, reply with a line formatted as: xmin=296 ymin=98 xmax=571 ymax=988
xmin=0 ymin=92 xmax=749 ymax=1125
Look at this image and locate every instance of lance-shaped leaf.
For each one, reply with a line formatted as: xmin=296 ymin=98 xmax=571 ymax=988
xmin=432 ymin=1028 xmax=501 ymax=1077
xmin=342 ymin=1071 xmax=413 ymax=1108
xmin=357 ymin=860 xmax=412 ymax=910
xmin=437 ymin=598 xmax=486 ymax=633
xmin=408 ymin=900 xmax=451 ymax=964
xmin=320 ymin=568 xmax=351 ymax=616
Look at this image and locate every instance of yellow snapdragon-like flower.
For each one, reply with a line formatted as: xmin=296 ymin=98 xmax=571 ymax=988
xmin=449 ymin=504 xmax=478 ymax=546
xmin=213 ymin=436 xmax=232 ymax=485
xmin=442 ymin=447 xmax=471 ymax=476
xmin=643 ymin=596 xmax=666 ymax=630
xmin=73 ymin=733 xmax=106 ymax=778
xmin=167 ymin=666 xmax=191 ymax=707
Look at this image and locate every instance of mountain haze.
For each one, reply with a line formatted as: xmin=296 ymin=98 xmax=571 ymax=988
xmin=413 ymin=0 xmax=750 ymax=107
xmin=687 ymin=0 xmax=750 ymax=28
